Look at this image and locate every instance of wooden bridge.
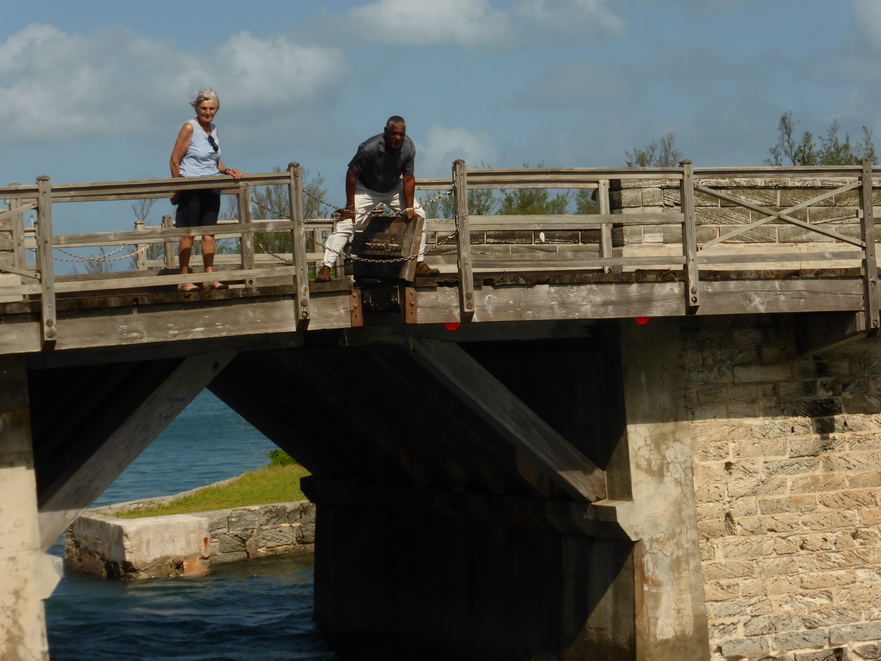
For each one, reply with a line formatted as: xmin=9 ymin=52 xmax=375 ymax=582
xmin=3 ymin=161 xmax=881 ymax=660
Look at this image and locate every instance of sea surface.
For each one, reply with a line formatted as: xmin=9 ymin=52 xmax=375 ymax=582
xmin=44 ymin=390 xmax=338 ymax=660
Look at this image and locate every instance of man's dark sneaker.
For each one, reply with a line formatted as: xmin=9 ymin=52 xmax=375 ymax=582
xmin=414 ymin=261 xmax=439 ymax=276
xmin=315 ymin=265 xmax=332 ymax=282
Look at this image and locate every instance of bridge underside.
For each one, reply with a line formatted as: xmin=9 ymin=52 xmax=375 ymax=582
xmin=9 ymin=318 xmax=714 ymax=660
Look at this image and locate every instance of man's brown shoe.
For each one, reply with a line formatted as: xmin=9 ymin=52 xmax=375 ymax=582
xmin=315 ymin=265 xmax=332 ymax=282
xmin=414 ymin=261 xmax=439 ymax=277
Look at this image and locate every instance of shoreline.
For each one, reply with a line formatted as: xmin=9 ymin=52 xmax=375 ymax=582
xmin=65 ymin=485 xmax=315 ymax=580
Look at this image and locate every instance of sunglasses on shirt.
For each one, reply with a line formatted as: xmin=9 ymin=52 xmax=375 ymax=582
xmin=207 ymin=135 xmax=218 ymax=152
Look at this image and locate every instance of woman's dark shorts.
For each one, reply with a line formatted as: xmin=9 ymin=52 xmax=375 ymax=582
xmin=175 ymin=189 xmax=221 ymax=228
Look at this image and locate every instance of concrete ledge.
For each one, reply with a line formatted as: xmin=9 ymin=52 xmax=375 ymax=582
xmin=65 ymin=498 xmax=315 ymax=580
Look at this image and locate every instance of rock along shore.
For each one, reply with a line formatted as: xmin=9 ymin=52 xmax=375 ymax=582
xmin=64 ymin=484 xmax=315 ymax=580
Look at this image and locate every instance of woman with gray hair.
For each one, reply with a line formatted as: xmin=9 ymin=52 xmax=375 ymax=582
xmin=169 ymin=88 xmax=243 ymax=291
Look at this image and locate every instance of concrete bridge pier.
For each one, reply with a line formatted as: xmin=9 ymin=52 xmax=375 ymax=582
xmin=277 ymin=319 xmax=710 ymax=659
xmin=0 ymin=356 xmax=61 ymax=661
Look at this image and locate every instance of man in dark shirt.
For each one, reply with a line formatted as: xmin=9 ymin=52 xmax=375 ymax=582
xmin=315 ymin=116 xmax=439 ymax=281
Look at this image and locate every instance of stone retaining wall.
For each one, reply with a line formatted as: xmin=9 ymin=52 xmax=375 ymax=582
xmin=65 ymin=498 xmax=315 ymax=580
xmin=687 ymin=314 xmax=881 ymax=660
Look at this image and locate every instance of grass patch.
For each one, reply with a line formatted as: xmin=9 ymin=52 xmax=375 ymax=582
xmin=112 ymin=463 xmax=310 ymax=519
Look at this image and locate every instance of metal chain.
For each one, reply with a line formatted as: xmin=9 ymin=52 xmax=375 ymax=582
xmin=302 ymin=186 xmax=453 ymax=219
xmin=54 ymin=244 xmax=153 ymax=263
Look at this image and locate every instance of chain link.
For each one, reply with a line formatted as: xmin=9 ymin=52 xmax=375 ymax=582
xmin=54 ymin=244 xmax=153 ymax=263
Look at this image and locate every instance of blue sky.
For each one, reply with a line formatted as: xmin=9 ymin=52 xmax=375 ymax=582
xmin=2 ymin=0 xmax=880 ymax=227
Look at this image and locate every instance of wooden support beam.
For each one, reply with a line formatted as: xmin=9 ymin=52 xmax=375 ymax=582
xmin=37 ymin=348 xmax=236 ymax=549
xmin=405 ymin=337 xmax=606 ymax=502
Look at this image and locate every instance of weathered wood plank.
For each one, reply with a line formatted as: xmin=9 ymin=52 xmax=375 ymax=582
xmin=50 ymin=220 xmax=295 ymax=248
xmin=406 ymin=337 xmax=606 ymax=502
xmin=428 ymin=213 xmax=683 ymax=232
xmin=697 ymin=250 xmax=863 ymax=265
xmin=36 ymin=177 xmax=57 ymax=348
xmin=0 ymin=289 xmax=355 ymax=355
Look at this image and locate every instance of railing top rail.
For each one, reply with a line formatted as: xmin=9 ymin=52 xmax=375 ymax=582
xmin=1 ymin=171 xmax=294 ymax=201
xmin=693 ymin=165 xmax=872 ymax=179
xmin=7 ymin=165 xmax=880 ymax=199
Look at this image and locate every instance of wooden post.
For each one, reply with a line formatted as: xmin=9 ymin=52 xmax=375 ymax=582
xmin=134 ymin=220 xmax=147 ymax=271
xmin=452 ymin=160 xmax=474 ymax=323
xmin=8 ymin=184 xmax=26 ymax=271
xmin=237 ymin=183 xmax=255 ymax=287
xmin=288 ymin=163 xmax=310 ymax=331
xmin=162 ymin=214 xmax=176 ymax=270
xmin=680 ymin=160 xmax=700 ymax=313
xmin=597 ymin=179 xmax=612 ymax=272
xmin=35 ymin=176 xmax=57 ymax=349
xmin=860 ymin=159 xmax=880 ymax=333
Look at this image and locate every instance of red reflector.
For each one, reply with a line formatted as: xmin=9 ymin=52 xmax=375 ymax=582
xmin=444 ymin=322 xmax=461 ymax=331
xmin=634 ymin=317 xmax=650 ymax=325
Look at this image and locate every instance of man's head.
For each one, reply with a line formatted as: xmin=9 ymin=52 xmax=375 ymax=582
xmin=384 ymin=116 xmax=407 ymax=150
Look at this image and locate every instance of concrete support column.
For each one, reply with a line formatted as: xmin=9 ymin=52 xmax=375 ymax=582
xmin=611 ymin=318 xmax=710 ymax=659
xmin=0 ymin=356 xmax=61 ymax=661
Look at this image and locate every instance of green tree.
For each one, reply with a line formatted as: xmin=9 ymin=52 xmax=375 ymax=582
xmin=497 ymin=163 xmax=570 ymax=215
xmin=221 ymin=167 xmax=327 ymax=254
xmin=767 ymin=112 xmax=877 ymax=166
xmin=129 ymin=198 xmax=163 ymax=269
xmin=420 ymin=186 xmax=497 ymax=218
xmin=625 ymin=132 xmax=683 ymax=168
xmin=573 ymin=190 xmax=597 ymax=214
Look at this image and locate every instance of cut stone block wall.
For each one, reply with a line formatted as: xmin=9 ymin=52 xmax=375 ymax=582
xmin=685 ymin=314 xmax=881 ymax=660
xmin=65 ymin=500 xmax=315 ymax=580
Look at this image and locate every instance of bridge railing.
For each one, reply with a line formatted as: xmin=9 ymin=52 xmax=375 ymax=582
xmin=429 ymin=160 xmax=878 ymax=326
xmin=2 ymin=161 xmax=879 ymax=346
xmin=0 ymin=165 xmax=312 ymax=346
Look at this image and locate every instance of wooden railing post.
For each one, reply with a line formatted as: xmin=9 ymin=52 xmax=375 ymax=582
xmin=134 ymin=220 xmax=147 ymax=271
xmin=288 ymin=162 xmax=310 ymax=330
xmin=597 ymin=178 xmax=612 ymax=272
xmin=237 ymin=183 xmax=255 ymax=287
xmin=453 ymin=160 xmax=474 ymax=322
xmin=680 ymin=160 xmax=700 ymax=313
xmin=7 ymin=184 xmax=26 ymax=271
xmin=35 ymin=176 xmax=57 ymax=348
xmin=161 ymin=215 xmax=175 ymax=270
xmin=860 ymin=158 xmax=879 ymax=333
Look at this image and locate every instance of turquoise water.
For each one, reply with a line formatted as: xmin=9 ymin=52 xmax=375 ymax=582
xmin=45 ymin=390 xmax=337 ymax=660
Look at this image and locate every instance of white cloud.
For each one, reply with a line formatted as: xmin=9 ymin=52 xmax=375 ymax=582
xmin=344 ymin=0 xmax=515 ymax=48
xmin=0 ymin=25 xmax=348 ymax=146
xmin=852 ymin=0 xmax=881 ymax=49
xmin=514 ymin=0 xmax=627 ymax=38
xmin=419 ymin=124 xmax=499 ymax=177
xmin=332 ymin=0 xmax=627 ymax=48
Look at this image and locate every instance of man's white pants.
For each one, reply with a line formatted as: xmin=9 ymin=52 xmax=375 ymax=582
xmin=321 ymin=181 xmax=427 ymax=267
